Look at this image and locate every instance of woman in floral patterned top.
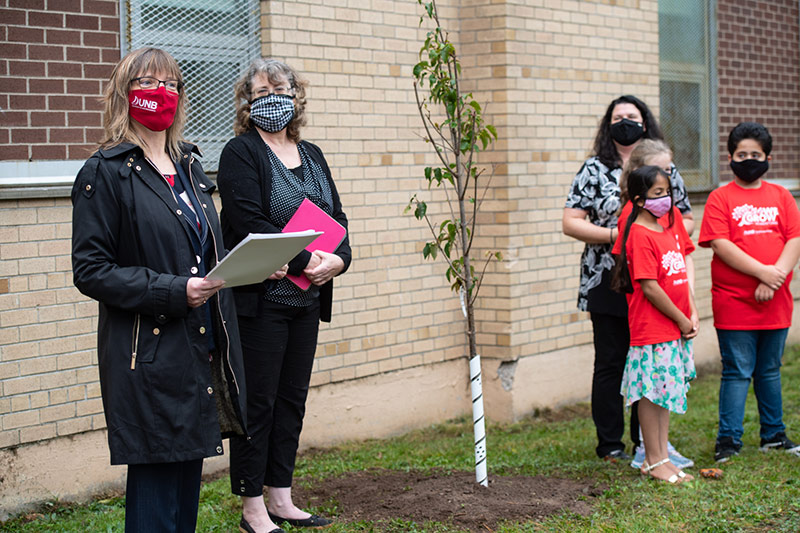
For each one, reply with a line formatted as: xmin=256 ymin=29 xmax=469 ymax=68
xmin=561 ymin=95 xmax=693 ymax=462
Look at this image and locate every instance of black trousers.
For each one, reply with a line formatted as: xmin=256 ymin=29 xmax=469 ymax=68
xmin=590 ymin=312 xmax=639 ymax=457
xmin=125 ymin=459 xmax=203 ymax=533
xmin=230 ymin=298 xmax=320 ymax=496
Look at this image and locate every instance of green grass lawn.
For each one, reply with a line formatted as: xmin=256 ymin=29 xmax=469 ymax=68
xmin=4 ymin=346 xmax=800 ymax=532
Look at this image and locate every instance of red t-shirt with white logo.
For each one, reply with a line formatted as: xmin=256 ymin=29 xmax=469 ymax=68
xmin=625 ymin=222 xmax=694 ymax=346
xmin=698 ymin=180 xmax=800 ymax=330
xmin=613 ymin=204 xmax=692 ymax=256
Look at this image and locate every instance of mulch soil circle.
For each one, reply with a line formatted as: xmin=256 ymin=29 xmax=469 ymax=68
xmin=294 ymin=469 xmax=604 ymax=531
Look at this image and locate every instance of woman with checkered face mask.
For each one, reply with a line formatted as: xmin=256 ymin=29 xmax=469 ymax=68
xmin=217 ymin=59 xmax=351 ymax=533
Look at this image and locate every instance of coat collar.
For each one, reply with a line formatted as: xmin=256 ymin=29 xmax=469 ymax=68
xmin=97 ymin=141 xmax=202 ymax=160
xmin=115 ymin=143 xmax=214 ymax=255
xmin=99 ymin=142 xmax=213 ymax=192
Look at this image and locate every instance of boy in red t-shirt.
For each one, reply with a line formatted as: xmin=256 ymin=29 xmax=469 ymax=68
xmin=699 ymin=122 xmax=800 ymax=462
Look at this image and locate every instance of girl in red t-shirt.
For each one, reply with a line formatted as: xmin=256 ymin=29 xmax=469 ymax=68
xmin=612 ymin=165 xmax=698 ymax=484
xmin=613 ymin=140 xmax=697 ymax=471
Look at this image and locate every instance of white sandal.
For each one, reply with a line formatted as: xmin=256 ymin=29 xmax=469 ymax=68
xmin=642 ymin=457 xmax=681 ymax=484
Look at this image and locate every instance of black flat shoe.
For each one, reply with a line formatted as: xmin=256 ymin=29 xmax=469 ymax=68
xmin=267 ymin=510 xmax=332 ymax=529
xmin=239 ymin=515 xmax=285 ymax=533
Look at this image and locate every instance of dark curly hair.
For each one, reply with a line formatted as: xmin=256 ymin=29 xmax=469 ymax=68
xmin=592 ymin=95 xmax=664 ymax=169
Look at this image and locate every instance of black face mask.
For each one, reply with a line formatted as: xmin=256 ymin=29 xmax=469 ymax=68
xmin=730 ymin=159 xmax=769 ymax=183
xmin=610 ymin=118 xmax=644 ymax=146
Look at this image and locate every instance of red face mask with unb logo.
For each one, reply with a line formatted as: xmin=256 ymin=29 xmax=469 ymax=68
xmin=128 ymin=86 xmax=179 ymax=131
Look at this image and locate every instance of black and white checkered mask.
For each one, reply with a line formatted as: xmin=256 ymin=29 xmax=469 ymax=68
xmin=250 ymin=94 xmax=295 ymax=133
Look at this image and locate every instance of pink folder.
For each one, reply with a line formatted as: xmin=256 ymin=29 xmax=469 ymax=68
xmin=282 ymin=198 xmax=347 ymax=290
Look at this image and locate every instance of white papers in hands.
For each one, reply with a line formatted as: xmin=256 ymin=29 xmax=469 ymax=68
xmin=206 ymin=231 xmax=321 ymax=288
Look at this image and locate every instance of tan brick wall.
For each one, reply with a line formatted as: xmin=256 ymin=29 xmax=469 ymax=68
xmin=0 ymin=0 xmax=672 ymax=450
xmin=4 ymin=0 xmax=795 ymax=459
xmin=456 ymin=0 xmax=663 ymax=362
xmin=261 ymin=0 xmax=472 ymax=388
xmin=259 ymin=0 xmax=665 ymax=383
xmin=0 ymin=197 xmax=102 ymax=449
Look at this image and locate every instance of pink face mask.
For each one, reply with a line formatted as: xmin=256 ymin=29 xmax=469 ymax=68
xmin=128 ymin=86 xmax=178 ymax=132
xmin=643 ymin=195 xmax=672 ymax=218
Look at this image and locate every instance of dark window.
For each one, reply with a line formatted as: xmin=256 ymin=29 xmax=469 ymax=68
xmin=659 ymin=0 xmax=717 ymax=191
xmin=124 ymin=0 xmax=261 ymax=171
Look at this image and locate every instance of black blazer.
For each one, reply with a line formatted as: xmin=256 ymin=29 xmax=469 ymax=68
xmin=216 ymin=128 xmax=351 ymax=322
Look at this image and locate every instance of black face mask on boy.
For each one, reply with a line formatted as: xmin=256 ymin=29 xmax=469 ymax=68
xmin=610 ymin=118 xmax=645 ymax=146
xmin=730 ymin=159 xmax=769 ymax=183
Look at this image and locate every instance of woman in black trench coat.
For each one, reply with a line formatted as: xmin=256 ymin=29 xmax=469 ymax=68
xmin=71 ymin=47 xmax=247 ymax=532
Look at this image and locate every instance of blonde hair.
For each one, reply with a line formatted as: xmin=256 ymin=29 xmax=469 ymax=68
xmin=99 ymin=47 xmax=187 ymax=160
xmin=232 ymin=58 xmax=308 ymax=141
xmin=619 ymin=139 xmax=673 ymax=205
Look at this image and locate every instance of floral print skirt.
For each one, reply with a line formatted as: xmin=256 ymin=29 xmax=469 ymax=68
xmin=621 ymin=338 xmax=696 ymax=414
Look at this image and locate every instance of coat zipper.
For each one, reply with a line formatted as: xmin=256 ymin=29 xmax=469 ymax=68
xmin=129 ymin=157 xmax=173 ymax=372
xmin=144 ymin=157 xmax=180 ymax=205
xmin=186 ymin=156 xmax=241 ymax=396
xmin=137 ymin=155 xmax=241 ymax=396
xmin=130 ymin=313 xmax=141 ymax=370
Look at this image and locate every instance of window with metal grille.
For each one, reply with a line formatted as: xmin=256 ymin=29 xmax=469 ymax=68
xmin=122 ymin=0 xmax=261 ymax=172
xmin=659 ymin=0 xmax=717 ymax=191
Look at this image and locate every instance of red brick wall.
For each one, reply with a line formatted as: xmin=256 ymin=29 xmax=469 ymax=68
xmin=0 ymin=0 xmax=119 ymax=162
xmin=717 ymin=0 xmax=800 ymax=182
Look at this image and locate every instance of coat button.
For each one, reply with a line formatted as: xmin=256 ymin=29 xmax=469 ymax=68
xmin=199 ymin=183 xmax=206 ymax=188
xmin=240 ymin=487 xmax=245 ymax=493
xmin=207 ymin=386 xmax=213 ymax=394
xmin=127 ymin=162 xmax=132 ymax=167
xmin=216 ymin=446 xmax=222 ymax=454
xmin=196 ymin=255 xmax=201 ymax=264
xmin=190 ymin=266 xmax=198 ymax=274
xmin=199 ymin=326 xmax=206 ymax=334
xmin=202 ymin=203 xmax=207 ymax=208
xmin=135 ymin=165 xmax=141 ymax=171
xmin=152 ymin=328 xmax=160 ymax=336
xmin=85 ymin=184 xmax=92 ymax=191
xmin=158 ymin=314 xmax=166 ymax=321
xmin=177 ymin=209 xmax=183 ymax=216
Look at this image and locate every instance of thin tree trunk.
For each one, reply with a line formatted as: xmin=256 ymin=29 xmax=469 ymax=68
xmin=458 ymin=164 xmax=487 ymax=487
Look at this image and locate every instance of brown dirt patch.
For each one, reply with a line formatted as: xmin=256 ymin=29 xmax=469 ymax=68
xmin=528 ymin=403 xmax=592 ymax=424
xmin=294 ymin=469 xmax=604 ymax=531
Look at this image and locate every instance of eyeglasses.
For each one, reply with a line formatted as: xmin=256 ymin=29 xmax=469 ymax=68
xmin=252 ymin=86 xmax=295 ymax=99
xmin=131 ymin=77 xmax=183 ymax=93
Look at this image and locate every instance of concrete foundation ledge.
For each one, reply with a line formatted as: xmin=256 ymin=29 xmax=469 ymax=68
xmin=481 ymin=315 xmax=800 ymax=423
